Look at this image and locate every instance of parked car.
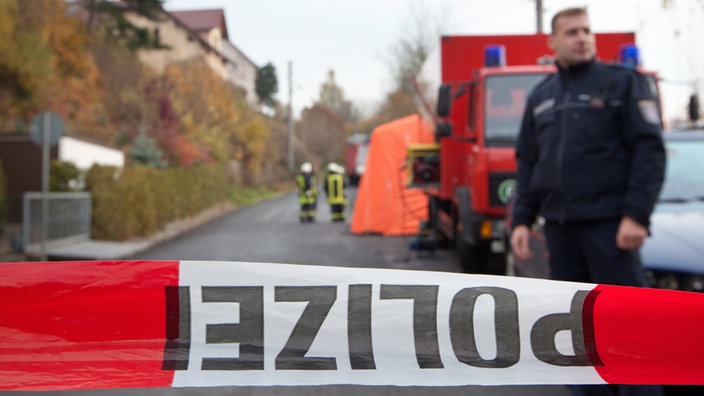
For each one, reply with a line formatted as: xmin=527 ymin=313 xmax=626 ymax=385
xmin=504 ymin=129 xmax=704 ymax=292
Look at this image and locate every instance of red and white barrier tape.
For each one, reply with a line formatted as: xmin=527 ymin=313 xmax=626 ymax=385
xmin=1 ymin=260 xmax=703 ymax=391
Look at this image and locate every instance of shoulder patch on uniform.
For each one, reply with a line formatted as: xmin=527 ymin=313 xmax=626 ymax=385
xmin=638 ymin=100 xmax=661 ymax=125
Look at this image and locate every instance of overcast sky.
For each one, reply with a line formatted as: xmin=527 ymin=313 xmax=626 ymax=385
xmin=164 ymin=0 xmax=704 ymax=124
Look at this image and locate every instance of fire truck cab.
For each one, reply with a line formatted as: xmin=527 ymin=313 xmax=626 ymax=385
xmin=409 ymin=33 xmax=642 ymax=272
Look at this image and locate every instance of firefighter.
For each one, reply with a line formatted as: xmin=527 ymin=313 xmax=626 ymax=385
xmin=296 ymin=162 xmax=318 ymax=223
xmin=324 ymin=162 xmax=347 ymax=222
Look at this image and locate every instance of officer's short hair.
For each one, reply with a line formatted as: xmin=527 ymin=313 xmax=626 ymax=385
xmin=550 ymin=7 xmax=588 ymax=34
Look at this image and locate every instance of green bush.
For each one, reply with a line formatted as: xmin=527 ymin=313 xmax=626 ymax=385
xmin=85 ymin=164 xmax=228 ymax=240
xmin=50 ymin=160 xmax=81 ymax=191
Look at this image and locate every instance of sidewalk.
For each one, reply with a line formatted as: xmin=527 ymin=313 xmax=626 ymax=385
xmin=37 ymin=239 xmax=153 ymax=260
xmin=1 ymin=202 xmax=235 ymax=262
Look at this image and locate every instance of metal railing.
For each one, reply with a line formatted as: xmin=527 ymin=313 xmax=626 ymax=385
xmin=22 ymin=192 xmax=92 ymax=256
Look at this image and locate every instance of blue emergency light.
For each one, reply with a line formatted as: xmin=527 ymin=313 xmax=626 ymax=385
xmin=619 ymin=44 xmax=640 ymax=68
xmin=485 ymin=45 xmax=506 ymax=67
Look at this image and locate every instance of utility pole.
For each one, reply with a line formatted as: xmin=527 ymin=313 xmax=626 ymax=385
xmin=287 ymin=61 xmax=295 ymax=172
xmin=536 ymin=0 xmax=544 ymax=34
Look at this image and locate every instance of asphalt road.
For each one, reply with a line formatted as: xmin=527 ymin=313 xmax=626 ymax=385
xmin=126 ymin=189 xmax=462 ymax=271
xmin=4 ymin=189 xmax=569 ymax=396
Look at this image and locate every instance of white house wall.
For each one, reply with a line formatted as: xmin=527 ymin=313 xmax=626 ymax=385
xmin=222 ymin=40 xmax=259 ymax=106
xmin=59 ymin=137 xmax=124 ymax=170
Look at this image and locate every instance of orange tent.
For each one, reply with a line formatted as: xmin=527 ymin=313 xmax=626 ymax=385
xmin=350 ymin=114 xmax=435 ymax=236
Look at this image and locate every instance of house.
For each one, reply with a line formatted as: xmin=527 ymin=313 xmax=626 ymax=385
xmin=170 ymin=9 xmax=259 ymax=107
xmin=127 ymin=7 xmax=259 ymax=106
xmin=169 ymin=9 xmax=227 ymax=51
xmin=221 ymin=39 xmax=259 ymax=106
xmin=125 ymin=8 xmax=229 ymax=80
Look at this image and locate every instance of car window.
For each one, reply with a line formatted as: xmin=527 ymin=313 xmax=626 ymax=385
xmin=660 ymin=140 xmax=704 ymax=202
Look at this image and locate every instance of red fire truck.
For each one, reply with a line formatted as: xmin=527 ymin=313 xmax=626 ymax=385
xmin=409 ymin=33 xmax=644 ymax=272
xmin=345 ymin=133 xmax=369 ymax=186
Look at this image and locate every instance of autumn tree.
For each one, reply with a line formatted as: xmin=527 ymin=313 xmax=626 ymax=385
xmin=296 ymin=104 xmax=345 ymax=169
xmin=358 ymin=90 xmax=417 ymax=135
xmin=160 ymin=60 xmax=231 ymax=165
xmin=0 ymin=0 xmax=53 ymax=125
xmin=160 ymin=59 xmax=271 ymax=182
xmin=78 ymin=0 xmax=167 ymax=146
xmin=0 ymin=0 xmax=105 ymax=138
xmin=89 ymin=38 xmax=158 ymax=147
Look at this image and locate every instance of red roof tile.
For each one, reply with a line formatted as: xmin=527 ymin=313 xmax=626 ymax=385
xmin=170 ymin=9 xmax=228 ymax=39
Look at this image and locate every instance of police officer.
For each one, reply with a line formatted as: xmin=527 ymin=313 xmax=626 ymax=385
xmin=296 ymin=162 xmax=318 ymax=223
xmin=510 ymin=7 xmax=665 ymax=396
xmin=324 ymin=163 xmax=347 ymax=222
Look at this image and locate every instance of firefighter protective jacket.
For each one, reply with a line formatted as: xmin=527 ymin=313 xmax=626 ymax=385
xmin=297 ymin=173 xmax=317 ymax=205
xmin=324 ymin=172 xmax=346 ymax=205
xmin=512 ymin=59 xmax=666 ymax=229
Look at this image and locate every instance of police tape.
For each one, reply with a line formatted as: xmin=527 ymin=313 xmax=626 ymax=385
xmin=1 ymin=260 xmax=703 ymax=391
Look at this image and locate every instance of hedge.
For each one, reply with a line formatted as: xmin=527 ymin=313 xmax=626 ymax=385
xmin=85 ymin=164 xmax=228 ymax=240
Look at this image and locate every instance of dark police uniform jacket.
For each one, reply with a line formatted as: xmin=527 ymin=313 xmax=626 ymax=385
xmin=512 ymin=59 xmax=666 ymax=229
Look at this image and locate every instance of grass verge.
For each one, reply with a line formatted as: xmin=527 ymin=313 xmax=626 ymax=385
xmin=228 ymin=185 xmax=288 ymax=207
